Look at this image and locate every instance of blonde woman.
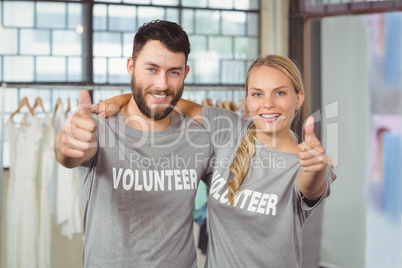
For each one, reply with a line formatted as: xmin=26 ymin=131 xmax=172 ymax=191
xmin=93 ymin=55 xmax=335 ymax=267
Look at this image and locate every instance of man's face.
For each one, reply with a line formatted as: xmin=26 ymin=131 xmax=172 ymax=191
xmin=128 ymin=40 xmax=189 ymax=120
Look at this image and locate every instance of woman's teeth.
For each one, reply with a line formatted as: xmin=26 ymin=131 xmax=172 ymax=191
xmin=261 ymin=114 xmax=280 ymax=119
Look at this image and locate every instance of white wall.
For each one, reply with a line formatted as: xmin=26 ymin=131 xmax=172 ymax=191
xmin=320 ymin=15 xmax=370 ymax=268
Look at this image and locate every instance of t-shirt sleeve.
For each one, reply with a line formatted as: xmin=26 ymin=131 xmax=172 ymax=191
xmin=296 ymin=165 xmax=334 ymax=219
xmin=201 ymin=106 xmax=251 ymax=151
xmin=200 ymin=158 xmax=213 ymax=188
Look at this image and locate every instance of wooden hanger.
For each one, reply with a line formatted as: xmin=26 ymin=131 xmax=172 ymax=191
xmin=66 ymin=98 xmax=71 ymax=114
xmin=230 ymin=100 xmax=238 ymax=112
xmin=32 ymin=97 xmax=47 ymax=114
xmin=207 ymin=98 xmax=213 ymax=107
xmin=240 ymin=99 xmax=250 ymax=119
xmin=54 ymin=97 xmax=62 ymax=112
xmin=10 ymin=97 xmax=34 ymax=121
xmin=223 ymin=101 xmax=231 ymax=110
xmin=202 ymin=98 xmax=210 ymax=106
xmin=216 ymin=99 xmax=224 ymax=108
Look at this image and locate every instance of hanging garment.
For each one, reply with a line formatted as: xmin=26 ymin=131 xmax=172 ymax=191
xmin=198 ymin=220 xmax=208 ymax=255
xmin=6 ymin=113 xmax=43 ymax=268
xmin=53 ymin=104 xmax=83 ymax=239
xmin=193 ymin=181 xmax=208 ymax=226
xmin=37 ymin=114 xmax=56 ymax=268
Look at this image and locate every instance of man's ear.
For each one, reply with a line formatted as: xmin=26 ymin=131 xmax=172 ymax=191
xmin=184 ymin=65 xmax=190 ymax=80
xmin=127 ymin=57 xmax=134 ymax=76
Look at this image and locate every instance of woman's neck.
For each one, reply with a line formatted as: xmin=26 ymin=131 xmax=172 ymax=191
xmin=255 ymin=130 xmax=299 ymax=154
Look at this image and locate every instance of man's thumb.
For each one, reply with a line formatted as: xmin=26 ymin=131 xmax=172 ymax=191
xmin=304 ymin=116 xmax=315 ymax=141
xmin=80 ymin=89 xmax=92 ymax=115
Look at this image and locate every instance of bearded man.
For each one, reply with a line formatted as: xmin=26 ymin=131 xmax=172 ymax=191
xmin=55 ymin=20 xmax=212 ymax=268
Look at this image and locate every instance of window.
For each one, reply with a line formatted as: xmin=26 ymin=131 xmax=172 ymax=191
xmin=0 ymin=0 xmax=260 ymax=167
xmin=0 ymin=0 xmax=260 ymax=85
xmin=0 ymin=1 xmax=83 ymax=83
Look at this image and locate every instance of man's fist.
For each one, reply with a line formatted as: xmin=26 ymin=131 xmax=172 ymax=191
xmin=59 ymin=89 xmax=97 ymax=159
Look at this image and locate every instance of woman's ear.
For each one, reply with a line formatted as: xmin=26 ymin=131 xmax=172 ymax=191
xmin=127 ymin=57 xmax=134 ymax=76
xmin=296 ymin=91 xmax=305 ymax=109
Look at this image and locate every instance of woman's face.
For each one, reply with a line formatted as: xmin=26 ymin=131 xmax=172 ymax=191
xmin=245 ymin=65 xmax=304 ymax=138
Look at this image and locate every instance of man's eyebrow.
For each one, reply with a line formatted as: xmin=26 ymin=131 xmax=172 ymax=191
xmin=144 ymin=62 xmax=159 ymax=67
xmin=168 ymin=66 xmax=183 ymax=71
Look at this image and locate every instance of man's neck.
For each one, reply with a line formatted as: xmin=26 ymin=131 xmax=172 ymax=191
xmin=121 ymin=98 xmax=171 ymax=131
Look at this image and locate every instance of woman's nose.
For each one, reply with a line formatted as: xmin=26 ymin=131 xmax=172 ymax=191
xmin=262 ymin=96 xmax=275 ymax=109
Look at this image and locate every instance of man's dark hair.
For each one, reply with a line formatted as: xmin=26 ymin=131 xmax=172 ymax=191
xmin=132 ymin=20 xmax=191 ymax=62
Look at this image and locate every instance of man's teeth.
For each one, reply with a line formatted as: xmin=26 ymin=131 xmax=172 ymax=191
xmin=151 ymin=93 xmax=167 ymax=99
xmin=261 ymin=114 xmax=280 ymax=119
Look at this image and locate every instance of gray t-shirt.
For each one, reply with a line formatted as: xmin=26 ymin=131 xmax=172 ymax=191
xmin=78 ymin=112 xmax=212 ymax=268
xmin=201 ymin=106 xmax=333 ymax=268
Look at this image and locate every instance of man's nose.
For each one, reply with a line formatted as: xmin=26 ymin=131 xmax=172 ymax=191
xmin=155 ymin=73 xmax=168 ymax=90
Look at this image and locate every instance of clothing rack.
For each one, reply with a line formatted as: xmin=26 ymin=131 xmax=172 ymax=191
xmin=0 ymin=83 xmax=124 ymax=264
xmin=0 ymin=83 xmax=244 ymax=91
xmin=0 ymin=82 xmax=246 ymax=259
xmin=0 ymin=82 xmax=245 ymax=162
xmin=0 ymin=82 xmax=246 ymax=171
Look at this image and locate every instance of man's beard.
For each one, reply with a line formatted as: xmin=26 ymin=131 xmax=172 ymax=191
xmin=131 ymin=76 xmax=183 ymax=120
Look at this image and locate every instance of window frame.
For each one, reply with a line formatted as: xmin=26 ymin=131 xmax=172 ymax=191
xmin=0 ymin=0 xmax=261 ymax=87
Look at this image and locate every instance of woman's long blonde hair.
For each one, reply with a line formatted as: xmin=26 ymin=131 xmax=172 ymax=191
xmin=227 ymin=55 xmax=304 ymax=206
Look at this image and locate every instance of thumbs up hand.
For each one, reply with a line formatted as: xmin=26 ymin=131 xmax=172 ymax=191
xmin=56 ymin=89 xmax=98 ymax=167
xmin=297 ymin=116 xmax=328 ymax=173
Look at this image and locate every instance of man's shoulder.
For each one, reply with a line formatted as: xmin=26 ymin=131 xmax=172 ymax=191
xmin=171 ymin=111 xmax=206 ymax=130
xmin=202 ymin=106 xmax=246 ymax=123
xmin=200 ymin=106 xmax=249 ymax=132
xmin=92 ymin=112 xmax=120 ymax=126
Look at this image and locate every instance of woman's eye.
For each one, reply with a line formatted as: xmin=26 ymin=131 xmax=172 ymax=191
xmin=253 ymin=93 xmax=262 ymax=97
xmin=276 ymin=92 xmax=285 ymax=96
